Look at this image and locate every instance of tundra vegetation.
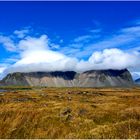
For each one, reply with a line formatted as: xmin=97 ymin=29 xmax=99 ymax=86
xmin=0 ymin=87 xmax=140 ymax=139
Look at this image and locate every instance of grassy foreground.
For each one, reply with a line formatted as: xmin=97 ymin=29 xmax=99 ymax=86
xmin=0 ymin=87 xmax=140 ymax=139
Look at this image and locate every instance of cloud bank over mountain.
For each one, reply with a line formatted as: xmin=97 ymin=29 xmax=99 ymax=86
xmin=0 ymin=35 xmax=140 ymax=78
xmin=1 ymin=23 xmax=140 ymax=79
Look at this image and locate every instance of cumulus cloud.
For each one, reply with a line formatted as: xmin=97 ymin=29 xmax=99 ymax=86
xmin=88 ymin=48 xmax=140 ymax=69
xmin=75 ymin=48 xmax=140 ymax=72
xmin=9 ymin=50 xmax=78 ymax=72
xmin=3 ymin=35 xmax=78 ymax=75
xmin=18 ymin=35 xmax=49 ymax=51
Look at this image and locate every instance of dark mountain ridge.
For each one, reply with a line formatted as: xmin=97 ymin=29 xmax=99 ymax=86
xmin=0 ymin=69 xmax=134 ymax=87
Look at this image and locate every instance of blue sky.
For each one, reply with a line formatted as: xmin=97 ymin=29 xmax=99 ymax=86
xmin=0 ymin=1 xmax=140 ymax=79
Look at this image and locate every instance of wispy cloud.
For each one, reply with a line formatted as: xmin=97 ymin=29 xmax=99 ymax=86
xmin=61 ymin=23 xmax=140 ymax=59
xmin=74 ymin=35 xmax=92 ymax=43
xmin=0 ymin=35 xmax=16 ymax=52
xmin=14 ymin=29 xmax=29 ymax=38
xmin=89 ymin=28 xmax=102 ymax=33
xmin=61 ymin=28 xmax=101 ymax=58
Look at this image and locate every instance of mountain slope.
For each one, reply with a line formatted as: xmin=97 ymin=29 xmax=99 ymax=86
xmin=0 ymin=69 xmax=134 ymax=87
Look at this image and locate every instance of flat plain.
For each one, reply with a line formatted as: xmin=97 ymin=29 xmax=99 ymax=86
xmin=0 ymin=87 xmax=140 ymax=139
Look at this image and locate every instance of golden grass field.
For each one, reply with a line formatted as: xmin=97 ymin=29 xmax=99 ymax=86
xmin=0 ymin=87 xmax=140 ymax=139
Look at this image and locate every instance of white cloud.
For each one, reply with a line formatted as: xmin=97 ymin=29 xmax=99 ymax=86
xmin=3 ymin=35 xmax=78 ymax=75
xmin=85 ymin=33 xmax=139 ymax=53
xmin=120 ymin=26 xmax=140 ymax=33
xmin=50 ymin=43 xmax=60 ymax=49
xmin=15 ymin=50 xmax=77 ymax=66
xmin=18 ymin=35 xmax=49 ymax=51
xmin=75 ymin=48 xmax=140 ymax=72
xmin=0 ymin=35 xmax=16 ymax=51
xmin=14 ymin=29 xmax=29 ymax=38
xmin=0 ymin=67 xmax=6 ymax=74
xmin=74 ymin=35 xmax=92 ymax=43
xmin=0 ymin=66 xmax=7 ymax=79
xmin=88 ymin=48 xmax=140 ymax=70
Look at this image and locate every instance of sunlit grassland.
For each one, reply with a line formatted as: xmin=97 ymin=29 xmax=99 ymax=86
xmin=0 ymin=87 xmax=140 ymax=138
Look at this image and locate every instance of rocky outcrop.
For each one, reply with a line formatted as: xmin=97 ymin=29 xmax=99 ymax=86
xmin=0 ymin=69 xmax=134 ymax=87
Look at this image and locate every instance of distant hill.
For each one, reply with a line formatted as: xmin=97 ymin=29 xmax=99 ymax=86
xmin=0 ymin=69 xmax=134 ymax=87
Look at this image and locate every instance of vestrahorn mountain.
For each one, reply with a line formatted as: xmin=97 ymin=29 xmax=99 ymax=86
xmin=0 ymin=69 xmax=134 ymax=87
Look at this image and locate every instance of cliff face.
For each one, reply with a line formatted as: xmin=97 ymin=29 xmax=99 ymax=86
xmin=0 ymin=69 xmax=134 ymax=87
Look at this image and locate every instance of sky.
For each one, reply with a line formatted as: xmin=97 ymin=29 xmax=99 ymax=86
xmin=0 ymin=1 xmax=140 ymax=80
